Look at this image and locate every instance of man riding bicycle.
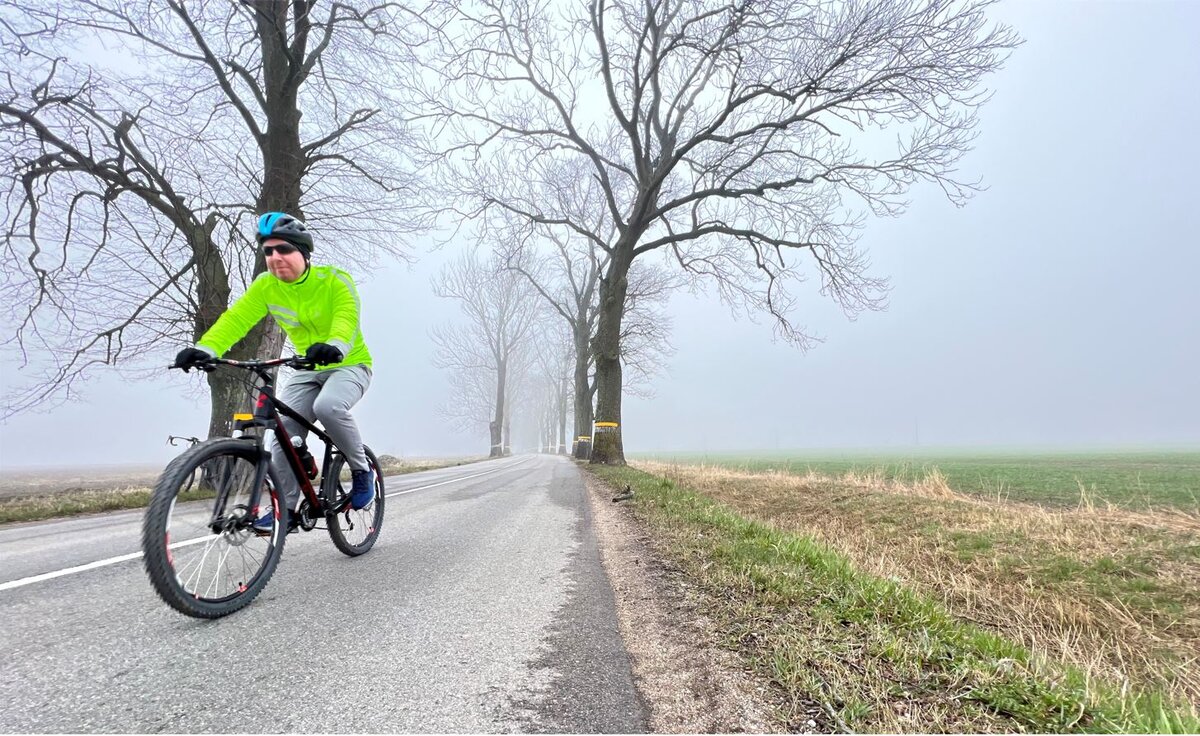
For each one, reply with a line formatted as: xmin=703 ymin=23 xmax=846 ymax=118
xmin=173 ymin=212 xmax=375 ymax=528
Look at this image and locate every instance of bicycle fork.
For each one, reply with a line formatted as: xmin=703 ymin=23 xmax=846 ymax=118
xmin=205 ymin=447 xmax=274 ymax=533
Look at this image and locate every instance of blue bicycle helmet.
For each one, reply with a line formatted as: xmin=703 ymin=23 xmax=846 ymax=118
xmin=256 ymin=212 xmax=314 ymax=251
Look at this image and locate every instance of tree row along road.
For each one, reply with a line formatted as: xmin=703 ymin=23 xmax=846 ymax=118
xmin=0 ymin=455 xmax=646 ymax=733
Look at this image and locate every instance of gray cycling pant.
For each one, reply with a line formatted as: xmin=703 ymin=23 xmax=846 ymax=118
xmin=268 ymin=364 xmax=372 ymax=510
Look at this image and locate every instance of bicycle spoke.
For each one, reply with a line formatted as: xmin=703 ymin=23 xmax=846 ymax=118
xmin=234 ymin=540 xmax=266 ymax=586
xmin=187 ymin=536 xmax=219 ymax=595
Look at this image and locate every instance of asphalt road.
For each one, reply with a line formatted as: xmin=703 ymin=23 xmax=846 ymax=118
xmin=0 ymin=454 xmax=647 ymax=733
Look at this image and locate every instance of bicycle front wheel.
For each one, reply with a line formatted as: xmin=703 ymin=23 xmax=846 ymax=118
xmin=142 ymin=438 xmax=288 ymax=618
xmin=324 ymin=446 xmax=385 ymax=556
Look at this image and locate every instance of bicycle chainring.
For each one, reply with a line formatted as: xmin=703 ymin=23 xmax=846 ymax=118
xmin=295 ymin=500 xmax=320 ymax=531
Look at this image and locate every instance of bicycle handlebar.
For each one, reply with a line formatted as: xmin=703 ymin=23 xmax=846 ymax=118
xmin=167 ymin=356 xmax=316 ymax=371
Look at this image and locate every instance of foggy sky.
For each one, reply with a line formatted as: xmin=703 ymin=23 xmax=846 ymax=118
xmin=1 ymin=0 xmax=1197 ymax=469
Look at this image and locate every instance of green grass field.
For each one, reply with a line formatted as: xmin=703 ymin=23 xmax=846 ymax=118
xmin=590 ymin=463 xmax=1200 ymax=732
xmin=632 ymin=449 xmax=1200 ymax=510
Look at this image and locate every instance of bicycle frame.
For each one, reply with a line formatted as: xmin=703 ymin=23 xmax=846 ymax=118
xmin=198 ymin=356 xmax=350 ymax=524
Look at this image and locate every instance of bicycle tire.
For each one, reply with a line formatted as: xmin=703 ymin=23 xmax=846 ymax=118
xmin=142 ymin=438 xmax=288 ymax=618
xmin=324 ymin=446 xmax=385 ymax=557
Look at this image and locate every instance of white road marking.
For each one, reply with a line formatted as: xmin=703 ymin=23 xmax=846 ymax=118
xmin=0 ymin=552 xmax=144 ymax=592
xmin=0 ymin=457 xmax=538 ymax=593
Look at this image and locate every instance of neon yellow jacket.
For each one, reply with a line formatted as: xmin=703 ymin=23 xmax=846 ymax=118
xmin=196 ymin=265 xmax=371 ymax=370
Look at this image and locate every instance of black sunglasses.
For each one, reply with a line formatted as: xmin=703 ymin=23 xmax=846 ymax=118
xmin=263 ymin=243 xmax=299 ymax=256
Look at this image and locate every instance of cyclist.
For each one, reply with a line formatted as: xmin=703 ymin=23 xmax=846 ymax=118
xmin=173 ymin=212 xmax=375 ymax=527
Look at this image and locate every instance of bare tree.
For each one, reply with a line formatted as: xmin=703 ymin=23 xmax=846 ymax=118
xmin=503 ymin=231 xmax=678 ymax=457
xmin=501 ymin=334 xmax=539 ymax=454
xmin=528 ymin=317 xmax=573 ymax=453
xmin=431 ymin=252 xmax=542 ymax=457
xmin=421 ymin=0 xmax=1018 ymax=463
xmin=487 ymin=158 xmax=675 ymax=457
xmin=1 ymin=1 xmax=428 ymax=435
xmin=500 ymin=229 xmax=598 ymax=457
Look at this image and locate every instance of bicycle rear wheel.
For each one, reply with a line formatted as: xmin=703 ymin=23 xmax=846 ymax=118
xmin=324 ymin=446 xmax=385 ymax=556
xmin=142 ymin=438 xmax=288 ymax=618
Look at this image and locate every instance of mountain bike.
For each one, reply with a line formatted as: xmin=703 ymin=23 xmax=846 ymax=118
xmin=142 ymin=356 xmax=385 ymax=618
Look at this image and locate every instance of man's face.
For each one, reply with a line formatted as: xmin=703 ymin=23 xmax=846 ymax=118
xmin=263 ymin=237 xmax=307 ymax=282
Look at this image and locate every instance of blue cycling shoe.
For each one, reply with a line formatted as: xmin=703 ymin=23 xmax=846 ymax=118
xmin=252 ymin=510 xmax=297 ymax=536
xmin=349 ymin=469 xmax=375 ymax=510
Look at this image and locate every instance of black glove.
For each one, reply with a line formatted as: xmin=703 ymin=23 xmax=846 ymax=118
xmin=173 ymin=347 xmax=213 ymax=372
xmin=305 ymin=342 xmax=344 ymax=366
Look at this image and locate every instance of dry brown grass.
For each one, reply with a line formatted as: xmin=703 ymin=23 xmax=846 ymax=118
xmin=0 ymin=465 xmax=162 ymax=500
xmin=0 ymin=486 xmax=156 ymax=524
xmin=634 ymin=460 xmax=1200 ymax=713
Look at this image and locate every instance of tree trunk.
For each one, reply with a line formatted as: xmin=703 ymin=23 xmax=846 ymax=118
xmin=252 ymin=0 xmax=302 ymax=353
xmin=558 ymin=373 xmax=569 ymax=454
xmin=256 ymin=0 xmax=304 ymax=222
xmin=490 ymin=359 xmax=506 ymax=457
xmin=590 ymin=254 xmax=631 ymax=465
xmin=186 ymin=216 xmax=287 ymax=438
xmin=190 ymin=2 xmax=300 ymax=439
xmin=571 ymin=311 xmax=594 ymax=459
xmin=197 ymin=0 xmax=301 ymax=439
xmin=206 ymin=371 xmax=245 ymax=438
xmin=186 ymin=217 xmax=238 ymax=439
